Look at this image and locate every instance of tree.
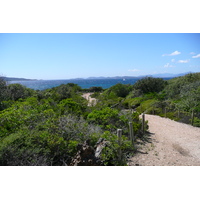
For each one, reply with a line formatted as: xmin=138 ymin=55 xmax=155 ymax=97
xmin=134 ymin=77 xmax=167 ymax=94
xmin=7 ymin=83 xmax=35 ymax=101
xmin=106 ymin=83 xmax=131 ymax=98
xmin=49 ymin=83 xmax=82 ymax=101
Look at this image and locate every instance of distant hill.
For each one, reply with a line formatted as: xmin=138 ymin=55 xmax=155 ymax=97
xmin=0 ymin=72 xmax=194 ymax=81
xmin=151 ymin=72 xmax=191 ymax=78
xmin=86 ymin=72 xmax=192 ymax=80
xmin=1 ymin=76 xmax=37 ymax=81
xmin=87 ymin=76 xmax=141 ymax=80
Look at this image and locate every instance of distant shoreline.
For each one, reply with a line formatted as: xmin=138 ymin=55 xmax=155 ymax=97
xmin=6 ymin=77 xmax=173 ymax=91
xmin=1 ymin=71 xmax=192 ymax=82
xmin=2 ymin=77 xmax=37 ymax=81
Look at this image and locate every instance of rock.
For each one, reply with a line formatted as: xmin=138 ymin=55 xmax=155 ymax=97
xmin=95 ymin=138 xmax=110 ymax=158
xmin=70 ymin=138 xmax=110 ymax=166
xmin=70 ymin=139 xmax=103 ymax=166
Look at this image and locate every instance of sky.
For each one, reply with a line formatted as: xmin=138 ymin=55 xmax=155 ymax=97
xmin=0 ymin=33 xmax=200 ymax=80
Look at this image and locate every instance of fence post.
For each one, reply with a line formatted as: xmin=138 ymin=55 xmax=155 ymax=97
xmin=117 ymin=129 xmax=122 ymax=161
xmin=152 ymin=107 xmax=155 ymax=115
xmin=129 ymin=122 xmax=134 ymax=146
xmin=191 ymin=110 xmax=194 ymax=126
xmin=142 ymin=113 xmax=145 ymax=135
xmin=178 ymin=109 xmax=180 ymax=118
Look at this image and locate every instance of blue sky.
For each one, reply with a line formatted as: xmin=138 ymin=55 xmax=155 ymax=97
xmin=0 ymin=33 xmax=200 ymax=80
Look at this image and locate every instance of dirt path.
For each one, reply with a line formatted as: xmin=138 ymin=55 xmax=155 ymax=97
xmin=82 ymin=93 xmax=97 ymax=106
xmin=128 ymin=114 xmax=200 ymax=166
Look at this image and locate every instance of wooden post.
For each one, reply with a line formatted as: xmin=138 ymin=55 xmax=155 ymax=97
xmin=142 ymin=113 xmax=145 ymax=135
xmin=191 ymin=110 xmax=194 ymax=126
xmin=117 ymin=129 xmax=122 ymax=161
xmin=152 ymin=107 xmax=155 ymax=115
xmin=129 ymin=122 xmax=134 ymax=145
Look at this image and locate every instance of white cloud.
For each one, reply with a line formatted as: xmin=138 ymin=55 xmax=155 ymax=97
xmin=162 ymin=50 xmax=181 ymax=56
xmin=190 ymin=52 xmax=196 ymax=55
xmin=192 ymin=54 xmax=200 ymax=58
xmin=177 ymin=59 xmax=190 ymax=63
xmin=128 ymin=69 xmax=140 ymax=72
xmin=170 ymin=51 xmax=181 ymax=56
xmin=164 ymin=63 xmax=175 ymax=68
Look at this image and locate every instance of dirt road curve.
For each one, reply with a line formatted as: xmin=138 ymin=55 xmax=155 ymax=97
xmin=128 ymin=114 xmax=200 ymax=166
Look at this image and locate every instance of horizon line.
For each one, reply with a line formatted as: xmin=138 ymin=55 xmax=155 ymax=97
xmin=2 ymin=71 xmax=198 ymax=81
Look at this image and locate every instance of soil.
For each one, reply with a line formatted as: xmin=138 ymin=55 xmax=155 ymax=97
xmin=128 ymin=114 xmax=200 ymax=166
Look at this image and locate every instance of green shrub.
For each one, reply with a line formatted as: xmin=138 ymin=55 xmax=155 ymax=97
xmin=58 ymin=98 xmax=85 ymax=115
xmin=136 ymin=99 xmax=159 ymax=113
xmin=7 ymin=84 xmax=35 ymax=101
xmin=55 ymin=114 xmax=103 ymax=142
xmin=0 ymin=129 xmax=68 ymax=166
xmin=123 ymin=97 xmax=143 ymax=109
xmin=134 ymin=77 xmax=167 ymax=94
xmin=106 ymin=83 xmax=131 ymax=98
xmin=99 ymin=131 xmax=134 ymax=166
xmin=87 ymin=107 xmax=120 ymax=131
xmin=164 ymin=73 xmax=200 ymax=99
xmin=193 ymin=117 xmax=200 ymax=127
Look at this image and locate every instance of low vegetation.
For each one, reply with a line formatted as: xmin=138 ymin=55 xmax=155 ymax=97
xmin=122 ymin=73 xmax=200 ymax=125
xmin=0 ymin=79 xmax=145 ymax=166
xmin=0 ymin=72 xmax=199 ymax=166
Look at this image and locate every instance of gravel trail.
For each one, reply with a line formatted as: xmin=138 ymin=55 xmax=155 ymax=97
xmin=128 ymin=114 xmax=200 ymax=166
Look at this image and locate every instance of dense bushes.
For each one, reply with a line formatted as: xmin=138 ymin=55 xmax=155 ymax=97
xmin=164 ymin=73 xmax=200 ymax=99
xmin=0 ymin=79 xmax=35 ymax=110
xmin=1 ymin=72 xmax=199 ymax=165
xmin=0 ymin=97 xmax=139 ymax=165
xmin=162 ymin=73 xmax=200 ymax=112
xmin=0 ymin=79 xmax=144 ymax=166
xmin=129 ymin=73 xmax=200 ymax=126
xmin=0 ymin=78 xmax=7 ymax=102
xmin=133 ymin=77 xmax=167 ymax=94
xmin=0 ymin=129 xmax=68 ymax=166
xmin=0 ymin=96 xmax=99 ymax=165
xmin=106 ymin=83 xmax=132 ymax=98
xmin=7 ymin=83 xmax=35 ymax=101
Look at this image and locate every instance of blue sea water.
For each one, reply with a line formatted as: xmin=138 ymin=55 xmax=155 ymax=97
xmin=8 ymin=78 xmax=172 ymax=91
xmin=8 ymin=78 xmax=140 ymax=90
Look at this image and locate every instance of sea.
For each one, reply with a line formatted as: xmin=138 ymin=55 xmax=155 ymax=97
xmin=8 ymin=77 xmax=172 ymax=91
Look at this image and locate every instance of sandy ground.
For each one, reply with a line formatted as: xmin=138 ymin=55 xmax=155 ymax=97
xmin=82 ymin=93 xmax=97 ymax=106
xmin=128 ymin=114 xmax=200 ymax=166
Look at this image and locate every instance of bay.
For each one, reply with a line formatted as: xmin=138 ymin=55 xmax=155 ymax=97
xmin=8 ymin=78 xmax=140 ymax=90
xmin=8 ymin=77 xmax=172 ymax=91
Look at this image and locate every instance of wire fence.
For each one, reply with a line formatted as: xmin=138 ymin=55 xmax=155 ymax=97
xmin=148 ymin=107 xmax=200 ymax=126
xmin=115 ymin=103 xmax=200 ymax=163
xmin=116 ymin=113 xmax=147 ymax=162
